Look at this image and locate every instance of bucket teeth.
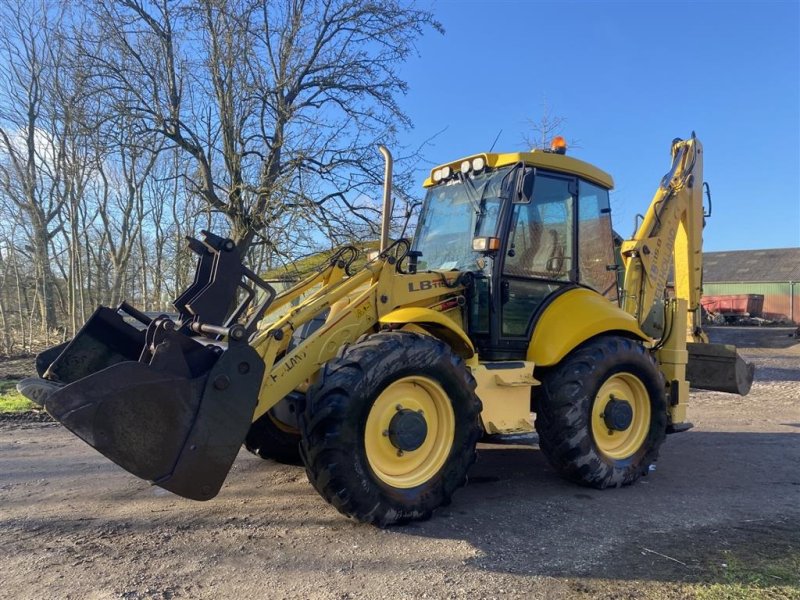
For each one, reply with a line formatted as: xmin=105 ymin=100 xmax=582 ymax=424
xmin=16 ymin=377 xmax=65 ymax=408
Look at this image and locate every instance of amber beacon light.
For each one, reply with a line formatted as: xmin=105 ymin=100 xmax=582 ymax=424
xmin=550 ymin=136 xmax=567 ymax=154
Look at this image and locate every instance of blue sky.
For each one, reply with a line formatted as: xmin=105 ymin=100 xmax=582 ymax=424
xmin=396 ymin=0 xmax=800 ymax=251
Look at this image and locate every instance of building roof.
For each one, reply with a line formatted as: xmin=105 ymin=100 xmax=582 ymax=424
xmin=704 ymin=248 xmax=800 ymax=283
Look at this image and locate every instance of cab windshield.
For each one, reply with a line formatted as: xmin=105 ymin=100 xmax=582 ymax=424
xmin=412 ymin=166 xmax=513 ymax=271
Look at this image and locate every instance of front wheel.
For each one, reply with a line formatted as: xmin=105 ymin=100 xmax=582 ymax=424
xmin=534 ymin=335 xmax=667 ymax=488
xmin=299 ymin=331 xmax=482 ymax=526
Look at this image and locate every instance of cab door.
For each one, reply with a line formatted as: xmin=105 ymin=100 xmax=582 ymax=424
xmin=489 ymin=172 xmax=577 ymax=359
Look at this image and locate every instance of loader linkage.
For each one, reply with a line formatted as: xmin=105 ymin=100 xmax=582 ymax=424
xmin=18 ymin=231 xmax=271 ymax=500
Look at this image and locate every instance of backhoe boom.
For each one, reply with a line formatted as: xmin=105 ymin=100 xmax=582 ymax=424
xmin=620 ymin=134 xmax=753 ymax=398
xmin=620 ymin=135 xmax=706 ymax=341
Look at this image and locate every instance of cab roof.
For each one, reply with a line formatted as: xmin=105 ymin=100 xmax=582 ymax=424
xmin=423 ymin=150 xmax=614 ymax=189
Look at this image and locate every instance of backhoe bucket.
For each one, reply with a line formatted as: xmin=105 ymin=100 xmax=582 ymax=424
xmin=18 ymin=306 xmax=264 ymax=500
xmin=686 ymin=342 xmax=754 ymax=395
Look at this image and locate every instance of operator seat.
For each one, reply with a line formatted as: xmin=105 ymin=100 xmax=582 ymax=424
xmin=530 ymin=228 xmax=565 ymax=278
xmin=505 ymin=220 xmax=542 ymax=277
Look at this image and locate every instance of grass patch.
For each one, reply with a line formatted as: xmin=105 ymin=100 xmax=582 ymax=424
xmin=694 ymin=547 xmax=800 ymax=599
xmin=695 ymin=582 xmax=799 ymax=599
xmin=0 ymin=379 xmax=34 ymax=413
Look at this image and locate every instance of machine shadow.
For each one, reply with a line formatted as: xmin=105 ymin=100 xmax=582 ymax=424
xmin=399 ymin=430 xmax=800 ymax=584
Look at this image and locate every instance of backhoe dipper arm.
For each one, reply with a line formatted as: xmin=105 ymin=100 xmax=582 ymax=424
xmin=620 ymin=134 xmax=753 ymax=402
xmin=619 ymin=135 xmax=707 ymax=342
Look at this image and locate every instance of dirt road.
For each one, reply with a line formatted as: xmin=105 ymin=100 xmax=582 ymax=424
xmin=1 ymin=328 xmax=798 ymax=599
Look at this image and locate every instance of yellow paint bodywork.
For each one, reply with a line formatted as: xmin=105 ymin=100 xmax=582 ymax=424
xmin=527 ymin=287 xmax=648 ymax=366
xmin=469 ymin=360 xmax=537 ymax=434
xmin=424 ymin=150 xmax=614 ymax=189
xmin=248 ymin=260 xmax=470 ymax=422
xmin=243 ymin=137 xmax=726 ymax=437
xmin=619 ymin=137 xmax=705 ymax=342
xmin=656 ymin=298 xmax=690 ymax=425
xmin=380 ymin=307 xmax=474 ymax=358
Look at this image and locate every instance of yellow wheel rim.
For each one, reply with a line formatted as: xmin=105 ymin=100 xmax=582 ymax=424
xmin=591 ymin=373 xmax=650 ymax=460
xmin=268 ymin=412 xmax=299 ymax=435
xmin=364 ymin=376 xmax=455 ymax=489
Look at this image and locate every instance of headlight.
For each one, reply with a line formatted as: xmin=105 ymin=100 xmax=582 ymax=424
xmin=472 ymin=156 xmax=486 ymax=171
xmin=472 ymin=236 xmax=500 ymax=252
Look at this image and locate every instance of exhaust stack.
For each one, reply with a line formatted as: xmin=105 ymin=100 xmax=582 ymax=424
xmin=378 ymin=145 xmax=393 ymax=252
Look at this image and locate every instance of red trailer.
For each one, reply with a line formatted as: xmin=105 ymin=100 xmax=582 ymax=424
xmin=701 ymin=294 xmax=764 ymax=320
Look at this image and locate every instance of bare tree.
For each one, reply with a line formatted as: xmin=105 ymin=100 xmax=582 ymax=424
xmin=81 ymin=0 xmax=440 ymax=257
xmin=521 ymin=100 xmax=578 ymax=151
xmin=0 ymin=2 xmax=72 ymax=330
xmin=0 ymin=0 xmax=438 ymax=350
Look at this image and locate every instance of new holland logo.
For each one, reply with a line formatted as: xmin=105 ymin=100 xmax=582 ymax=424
xmin=408 ymin=278 xmax=456 ymax=292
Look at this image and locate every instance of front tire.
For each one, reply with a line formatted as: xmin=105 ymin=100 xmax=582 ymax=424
xmin=299 ymin=331 xmax=482 ymax=526
xmin=534 ymin=335 xmax=667 ymax=488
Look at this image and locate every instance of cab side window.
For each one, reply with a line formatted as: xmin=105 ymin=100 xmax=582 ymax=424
xmin=504 ymin=175 xmax=573 ymax=281
xmin=577 ymin=180 xmax=617 ymax=299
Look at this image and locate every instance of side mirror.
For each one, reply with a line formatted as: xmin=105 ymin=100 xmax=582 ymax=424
xmin=514 ymin=168 xmax=534 ymax=204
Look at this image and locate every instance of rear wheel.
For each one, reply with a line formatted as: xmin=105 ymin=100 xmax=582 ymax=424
xmin=299 ymin=331 xmax=482 ymax=526
xmin=534 ymin=335 xmax=667 ymax=488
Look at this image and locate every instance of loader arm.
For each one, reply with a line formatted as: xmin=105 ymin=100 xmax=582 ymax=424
xmin=248 ymin=258 xmax=470 ymax=422
xmin=619 ymin=134 xmax=753 ymax=403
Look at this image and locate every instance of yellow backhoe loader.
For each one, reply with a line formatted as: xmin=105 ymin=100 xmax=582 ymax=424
xmin=19 ymin=132 xmax=753 ymax=526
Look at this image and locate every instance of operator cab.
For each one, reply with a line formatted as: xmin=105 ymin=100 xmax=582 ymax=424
xmin=411 ymin=140 xmax=619 ymax=360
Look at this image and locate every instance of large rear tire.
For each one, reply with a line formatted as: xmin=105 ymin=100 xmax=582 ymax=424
xmin=299 ymin=331 xmax=482 ymax=526
xmin=534 ymin=335 xmax=667 ymax=488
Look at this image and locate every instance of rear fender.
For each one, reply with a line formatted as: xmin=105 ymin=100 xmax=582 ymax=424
xmin=528 ymin=288 xmax=648 ymax=366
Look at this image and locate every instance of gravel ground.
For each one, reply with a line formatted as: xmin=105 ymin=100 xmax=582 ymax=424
xmin=1 ymin=328 xmax=798 ymax=599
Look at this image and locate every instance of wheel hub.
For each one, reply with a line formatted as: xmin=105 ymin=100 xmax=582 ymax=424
xmin=388 ymin=409 xmax=428 ymax=452
xmin=603 ymin=398 xmax=634 ymax=431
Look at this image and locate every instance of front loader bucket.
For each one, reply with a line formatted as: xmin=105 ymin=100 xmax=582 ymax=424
xmin=18 ymin=231 xmax=275 ymax=500
xmin=686 ymin=342 xmax=755 ymax=395
xmin=18 ymin=305 xmax=265 ymax=501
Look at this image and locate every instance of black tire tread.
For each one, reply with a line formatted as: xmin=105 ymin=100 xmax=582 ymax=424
xmin=244 ymin=411 xmax=302 ymax=465
xmin=534 ymin=335 xmax=667 ymax=488
xmin=299 ymin=331 xmax=482 ymax=526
